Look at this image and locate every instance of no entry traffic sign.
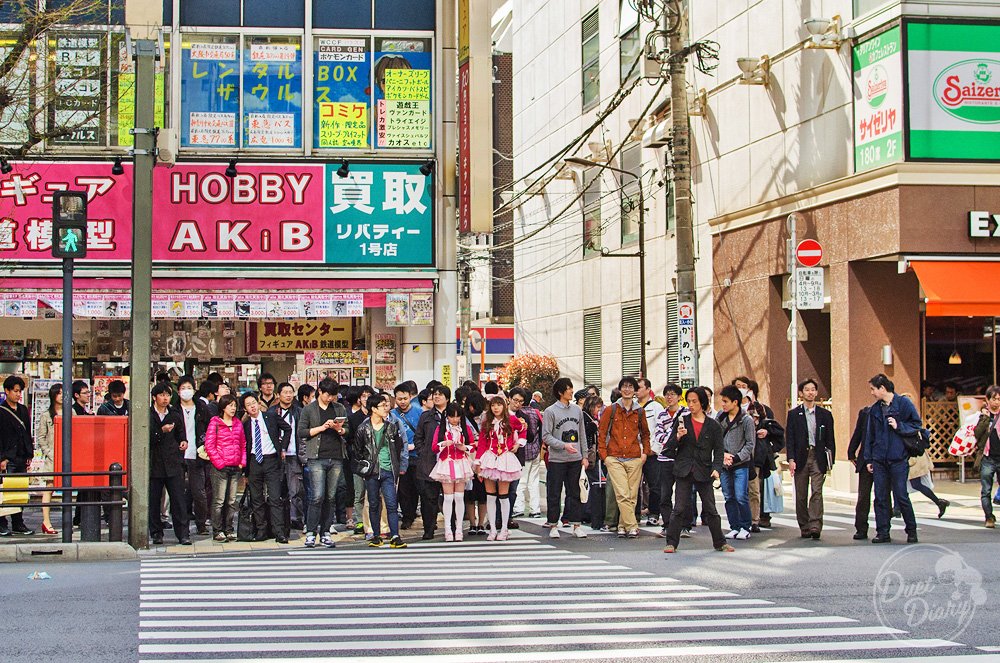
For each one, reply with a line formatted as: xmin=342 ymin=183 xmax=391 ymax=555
xmin=795 ymin=239 xmax=823 ymax=267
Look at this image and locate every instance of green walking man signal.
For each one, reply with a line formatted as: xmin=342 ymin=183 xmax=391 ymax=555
xmin=51 ymin=190 xmax=88 ymax=259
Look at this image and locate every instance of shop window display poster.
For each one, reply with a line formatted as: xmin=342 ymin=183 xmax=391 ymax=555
xmin=409 ymin=293 xmax=433 ymax=326
xmin=386 ymin=293 xmax=409 ymax=326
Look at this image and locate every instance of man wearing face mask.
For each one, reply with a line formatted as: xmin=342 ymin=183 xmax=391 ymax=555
xmin=177 ymin=376 xmax=213 ymax=535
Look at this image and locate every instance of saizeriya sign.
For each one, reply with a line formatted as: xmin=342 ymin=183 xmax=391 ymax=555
xmin=935 ymin=59 xmax=1000 ymax=123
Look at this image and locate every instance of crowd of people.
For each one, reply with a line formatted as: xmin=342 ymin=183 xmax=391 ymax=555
xmin=2 ymin=368 xmax=997 ymax=549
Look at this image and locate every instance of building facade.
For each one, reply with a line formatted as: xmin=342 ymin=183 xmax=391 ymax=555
xmin=0 ymin=0 xmax=457 ymax=400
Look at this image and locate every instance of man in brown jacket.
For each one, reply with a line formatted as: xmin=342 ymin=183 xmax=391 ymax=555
xmin=598 ymin=376 xmax=652 ymax=538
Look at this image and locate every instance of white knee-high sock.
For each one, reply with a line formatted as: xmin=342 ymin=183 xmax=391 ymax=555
xmin=486 ymin=494 xmax=497 ymax=533
xmin=442 ymin=494 xmax=454 ymax=534
xmin=452 ymin=492 xmax=465 ymax=531
xmin=500 ymin=494 xmax=511 ymax=531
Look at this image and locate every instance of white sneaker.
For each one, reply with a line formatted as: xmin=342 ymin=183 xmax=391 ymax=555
xmin=736 ymin=529 xmax=750 ymax=540
xmin=725 ymin=529 xmax=739 ymax=539
xmin=572 ymin=526 xmax=587 ymax=538
xmin=549 ymin=527 xmax=560 ymax=539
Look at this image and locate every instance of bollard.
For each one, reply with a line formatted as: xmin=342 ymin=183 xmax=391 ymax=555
xmin=109 ymin=463 xmax=123 ymax=542
xmin=79 ymin=489 xmax=101 ymax=542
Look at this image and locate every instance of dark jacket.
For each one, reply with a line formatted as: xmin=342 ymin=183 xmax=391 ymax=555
xmin=714 ymin=410 xmax=756 ymax=470
xmin=785 ymin=404 xmax=836 ymax=473
xmin=862 ymin=394 xmax=921 ymax=465
xmin=297 ymin=399 xmax=349 ymax=463
xmin=665 ymin=414 xmax=724 ymax=483
xmin=0 ymin=401 xmax=33 ymax=465
xmin=178 ymin=399 xmax=213 ymax=449
xmin=847 ymin=406 xmax=871 ymax=473
xmin=242 ymin=409 xmax=292 ymax=460
xmin=150 ymin=406 xmax=185 ymax=479
xmin=973 ymin=410 xmax=1000 ymax=471
xmin=352 ymin=418 xmax=407 ymax=478
xmin=271 ymin=401 xmax=303 ymax=454
xmin=413 ymin=406 xmax=447 ymax=481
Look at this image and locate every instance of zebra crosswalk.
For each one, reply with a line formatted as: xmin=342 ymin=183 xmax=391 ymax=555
xmin=138 ymin=540 xmax=992 ymax=663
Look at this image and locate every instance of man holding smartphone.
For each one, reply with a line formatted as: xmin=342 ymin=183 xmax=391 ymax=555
xmin=297 ymin=378 xmax=349 ymax=548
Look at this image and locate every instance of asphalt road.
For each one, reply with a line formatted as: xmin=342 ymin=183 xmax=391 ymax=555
xmin=2 ymin=496 xmax=997 ymax=662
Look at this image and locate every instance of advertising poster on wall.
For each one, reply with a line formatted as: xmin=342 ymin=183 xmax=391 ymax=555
xmin=386 ymin=294 xmax=410 ymax=326
xmin=409 ymin=293 xmax=434 ymax=326
xmin=375 ymin=334 xmax=397 ymax=363
xmin=853 ymin=26 xmax=903 ymax=172
xmin=907 ymin=21 xmax=1000 ymax=161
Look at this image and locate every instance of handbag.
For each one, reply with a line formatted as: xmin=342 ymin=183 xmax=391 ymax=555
xmin=762 ymin=473 xmax=784 ymax=514
xmin=236 ymin=488 xmax=255 ymax=541
xmin=579 ymin=469 xmax=590 ymax=503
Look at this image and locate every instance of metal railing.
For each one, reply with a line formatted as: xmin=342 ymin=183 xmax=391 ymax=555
xmin=0 ymin=463 xmax=127 ymax=543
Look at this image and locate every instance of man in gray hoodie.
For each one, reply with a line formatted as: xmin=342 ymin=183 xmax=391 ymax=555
xmin=542 ymin=377 xmax=589 ymax=539
xmin=716 ymin=384 xmax=756 ymax=540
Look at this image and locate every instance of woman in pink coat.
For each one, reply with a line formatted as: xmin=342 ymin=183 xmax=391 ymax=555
xmin=475 ymin=395 xmax=525 ymax=540
xmin=204 ymin=394 xmax=246 ymax=542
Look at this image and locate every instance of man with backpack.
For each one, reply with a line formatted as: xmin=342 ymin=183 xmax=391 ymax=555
xmin=597 ymin=376 xmax=651 ymax=539
xmin=862 ymin=374 xmax=920 ymax=544
xmin=389 ymin=382 xmax=423 ymax=530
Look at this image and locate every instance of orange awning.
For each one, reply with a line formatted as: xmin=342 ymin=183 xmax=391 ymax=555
xmin=911 ymin=261 xmax=1000 ymax=316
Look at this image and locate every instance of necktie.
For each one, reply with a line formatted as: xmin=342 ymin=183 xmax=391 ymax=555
xmin=253 ymin=420 xmax=263 ymax=463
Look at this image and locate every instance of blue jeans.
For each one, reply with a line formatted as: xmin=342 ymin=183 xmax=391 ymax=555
xmin=982 ymin=457 xmax=999 ymax=520
xmin=366 ymin=468 xmax=400 ymax=539
xmin=306 ymin=458 xmax=343 ymax=535
xmin=873 ymin=458 xmax=916 ymax=536
xmin=719 ymin=466 xmax=751 ymax=531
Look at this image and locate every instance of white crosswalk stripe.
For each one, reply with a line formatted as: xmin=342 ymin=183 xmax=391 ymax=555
xmin=138 ymin=540 xmax=992 ymax=663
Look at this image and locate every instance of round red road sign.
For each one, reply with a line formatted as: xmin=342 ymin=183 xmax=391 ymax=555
xmin=795 ymin=239 xmax=823 ymax=267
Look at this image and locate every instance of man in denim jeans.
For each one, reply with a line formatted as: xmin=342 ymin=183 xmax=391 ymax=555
xmin=974 ymin=385 xmax=1000 ymax=529
xmin=716 ymin=385 xmax=756 ymax=541
xmin=297 ymin=377 xmax=348 ymax=548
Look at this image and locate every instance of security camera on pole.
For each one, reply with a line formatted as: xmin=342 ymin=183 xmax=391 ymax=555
xmin=52 ymin=190 xmax=88 ymax=543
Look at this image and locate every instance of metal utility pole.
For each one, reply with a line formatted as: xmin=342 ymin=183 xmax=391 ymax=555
xmin=128 ymin=37 xmax=158 ymax=550
xmin=459 ymin=259 xmax=472 ymax=381
xmin=60 ymin=256 xmax=73 ymax=542
xmin=787 ymin=213 xmax=799 ymax=405
xmin=669 ymin=8 xmax=698 ymax=386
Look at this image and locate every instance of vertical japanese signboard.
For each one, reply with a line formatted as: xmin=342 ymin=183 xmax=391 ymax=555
xmin=181 ymin=38 xmax=240 ymax=147
xmin=853 ymin=26 xmax=902 ymax=172
xmin=243 ymin=37 xmax=302 ymax=148
xmin=50 ymin=32 xmax=106 ymax=145
xmin=457 ymin=0 xmax=493 ymax=232
xmin=374 ymin=39 xmax=432 ymax=149
xmin=906 ymin=21 xmax=1000 ymax=161
xmin=324 ymin=162 xmax=433 ymax=265
xmin=314 ymin=37 xmax=370 ymax=149
xmin=0 ymin=37 xmax=30 ymax=146
xmin=677 ymin=302 xmax=697 ymax=384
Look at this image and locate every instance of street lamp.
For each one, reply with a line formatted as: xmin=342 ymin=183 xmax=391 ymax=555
xmin=565 ymin=156 xmax=647 ymax=377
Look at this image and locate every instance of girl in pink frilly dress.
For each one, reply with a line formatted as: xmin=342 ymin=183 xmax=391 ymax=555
xmin=475 ymin=395 xmax=525 ymax=540
xmin=430 ymin=403 xmax=476 ymax=542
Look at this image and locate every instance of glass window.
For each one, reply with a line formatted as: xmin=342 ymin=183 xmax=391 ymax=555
xmin=583 ymin=167 xmax=601 ymax=257
xmin=375 ymin=0 xmax=434 ymax=30
xmin=0 ymin=35 xmax=34 ymax=148
xmin=180 ymin=35 xmax=240 ymax=148
xmin=314 ymin=0 xmax=372 ymax=29
xmin=620 ymin=26 xmax=640 ymax=84
xmin=620 ymin=144 xmax=641 ymax=243
xmin=179 ymin=0 xmax=240 ymax=27
xmin=113 ymin=34 xmax=169 ymax=147
xmin=47 ymin=31 xmax=108 ymax=147
xmin=314 ymin=36 xmax=371 ymax=150
xmin=244 ymin=0 xmax=305 ymax=27
xmin=582 ymin=9 xmax=599 ymax=111
xmin=374 ymin=37 xmax=432 ymax=150
xmin=243 ymin=35 xmax=302 ymax=149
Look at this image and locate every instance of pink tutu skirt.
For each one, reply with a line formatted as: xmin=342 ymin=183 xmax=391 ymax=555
xmin=430 ymin=456 xmax=474 ymax=483
xmin=477 ymin=450 xmax=522 ymax=482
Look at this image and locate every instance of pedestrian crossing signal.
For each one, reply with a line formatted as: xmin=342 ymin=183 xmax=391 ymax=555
xmin=51 ymin=190 xmax=87 ymax=259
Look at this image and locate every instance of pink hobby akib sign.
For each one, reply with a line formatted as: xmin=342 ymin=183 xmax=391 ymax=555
xmin=0 ymin=161 xmax=326 ymax=264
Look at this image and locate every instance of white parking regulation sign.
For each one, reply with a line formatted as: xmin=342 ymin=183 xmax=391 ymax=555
xmin=796 ymin=268 xmax=824 ymax=309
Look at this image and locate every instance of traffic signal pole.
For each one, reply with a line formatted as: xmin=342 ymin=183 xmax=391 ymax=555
xmin=60 ymin=256 xmax=73 ymax=542
xmin=128 ymin=38 xmax=158 ymax=550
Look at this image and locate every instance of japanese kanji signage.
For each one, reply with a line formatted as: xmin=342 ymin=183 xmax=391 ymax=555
xmin=315 ymin=38 xmax=370 ymax=149
xmin=795 ymin=268 xmax=825 ymax=310
xmin=50 ymin=32 xmax=105 ymax=145
xmin=0 ymin=161 xmax=434 ymax=266
xmin=677 ymin=301 xmax=697 ymax=382
xmin=853 ymin=26 xmax=902 ymax=172
xmin=324 ymin=163 xmax=433 ymax=265
xmin=906 ymin=20 xmax=1000 ymax=160
xmin=374 ymin=48 xmax=432 ymax=149
xmin=254 ymin=319 xmax=352 ymax=353
xmin=182 ymin=38 xmax=240 ymax=147
xmin=243 ymin=38 xmax=302 ymax=148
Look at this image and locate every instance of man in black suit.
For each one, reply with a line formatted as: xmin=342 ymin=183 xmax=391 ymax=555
xmin=412 ymin=384 xmax=450 ymax=540
xmin=662 ymin=386 xmax=733 ymax=553
xmin=149 ymin=383 xmax=190 ymax=545
xmin=847 ymin=405 xmax=878 ymax=540
xmin=241 ymin=392 xmax=292 ymax=543
xmin=785 ymin=378 xmax=836 ymax=540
